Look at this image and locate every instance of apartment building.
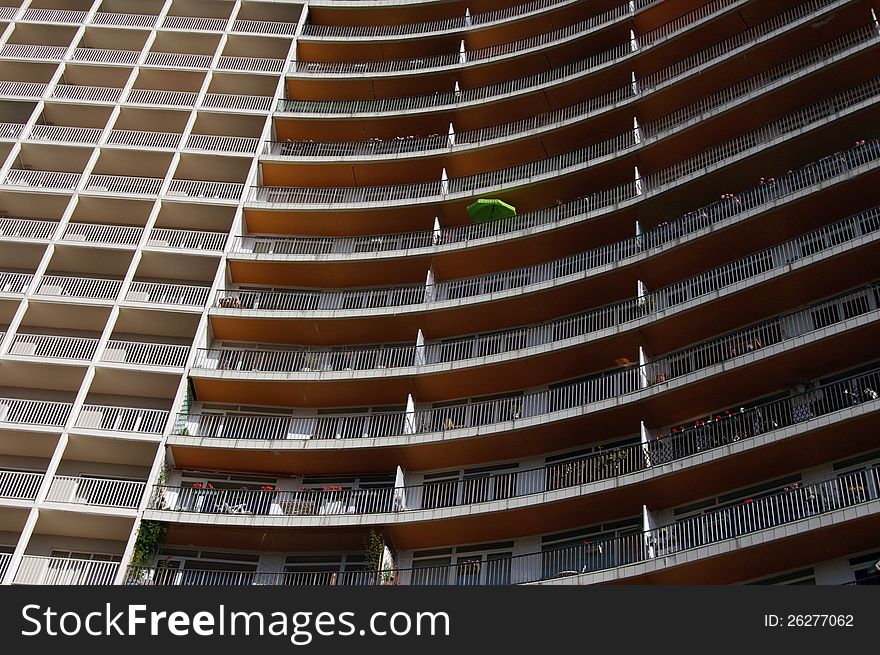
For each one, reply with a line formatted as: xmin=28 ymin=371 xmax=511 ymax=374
xmin=1 ymin=0 xmax=879 ymax=587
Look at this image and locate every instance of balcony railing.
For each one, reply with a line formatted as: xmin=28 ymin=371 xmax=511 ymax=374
xmin=218 ymin=195 xmax=880 ymax=317
xmin=232 ymin=19 xmax=297 ymax=35
xmin=62 ymin=222 xmax=143 ymax=246
xmin=8 ymin=333 xmax=99 ymax=361
xmin=0 ymin=470 xmax=43 ymax=501
xmin=35 ymin=275 xmax=122 ymax=301
xmin=266 ymin=23 xmax=880 ymax=160
xmin=0 ymin=81 xmax=47 ymax=99
xmin=300 ymin=0 xmax=592 ymax=38
xmin=46 ymin=475 xmax=145 ymax=509
xmin=126 ymin=282 xmax=210 ymax=307
xmin=75 ymin=404 xmax=169 ymax=435
xmin=4 ymin=169 xmax=80 ymax=191
xmin=143 ymin=52 xmax=212 ymax=69
xmin=91 ymin=12 xmax=159 ymax=28
xmin=146 ymin=227 xmax=227 ymax=251
xmin=185 ymin=134 xmax=259 ymax=153
xmin=278 ymin=0 xmax=837 ymax=115
xmin=71 ymin=47 xmax=140 ymax=65
xmin=15 ymin=556 xmax=118 ymax=585
xmin=102 ymin=340 xmax=189 ymax=368
xmin=161 ymin=15 xmax=227 ymax=31
xmin=134 ymin=468 xmax=880 ymax=585
xmin=155 ymin=364 xmax=880 ymax=516
xmin=291 ymin=0 xmax=734 ymax=76
xmin=257 ymin=74 xmax=880 ymax=206
xmin=84 ymin=174 xmax=163 ymax=196
xmin=217 ymin=56 xmax=285 ymax=73
xmin=126 ymin=89 xmax=198 ymax=107
xmin=0 ymin=44 xmax=66 ymax=61
xmin=27 ymin=124 xmax=102 ymax=145
xmin=0 ymin=122 xmax=25 ymax=139
xmin=167 ymin=179 xmax=244 ymax=200
xmin=242 ymin=137 xmax=880 ymax=266
xmin=202 ymin=92 xmax=272 ymax=112
xmin=0 ymin=272 xmax=33 ymax=294
xmin=21 ymin=8 xmax=88 ymax=24
xmin=50 ymin=84 xmax=123 ymax=103
xmin=106 ymin=129 xmax=182 ymax=149
xmin=0 ymin=398 xmax=72 ymax=428
xmin=0 ymin=218 xmax=56 ymax=240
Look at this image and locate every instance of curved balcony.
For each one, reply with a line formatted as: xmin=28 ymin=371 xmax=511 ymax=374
xmin=178 ymin=282 xmax=880 ymax=472
xmin=155 ymin=367 xmax=880 ymax=525
xmin=142 ymin=468 xmax=880 ymax=582
xmin=254 ymin=75 xmax=880 ymax=234
xmin=288 ymin=0 xmax=745 ymax=101
xmin=214 ymin=200 xmax=880 ymax=347
xmin=276 ymin=0 xmax=849 ymax=133
xmin=240 ymin=135 xmax=880 ymax=291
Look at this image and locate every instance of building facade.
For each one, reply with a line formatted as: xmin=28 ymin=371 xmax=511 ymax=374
xmin=1 ymin=0 xmax=879 ymax=586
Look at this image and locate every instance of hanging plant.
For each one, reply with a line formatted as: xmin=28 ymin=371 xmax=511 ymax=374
xmin=130 ymin=520 xmax=168 ymax=576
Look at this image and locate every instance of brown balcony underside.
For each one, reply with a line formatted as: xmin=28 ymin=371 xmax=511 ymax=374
xmin=252 ymin=101 xmax=879 ymax=236
xmin=233 ymin=166 xmax=880 ymax=289
xmin=607 ymin=510 xmax=880 ymax=584
xmin=183 ymin=318 xmax=880 ymax=480
xmin=212 ymin=230 xmax=880 ymax=351
xmin=274 ymin=2 xmax=870 ymax=142
xmin=287 ymin=1 xmax=798 ymax=101
xmin=164 ymin=412 xmax=879 ymax=551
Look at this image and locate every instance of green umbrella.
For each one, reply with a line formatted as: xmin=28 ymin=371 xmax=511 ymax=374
xmin=466 ymin=198 xmax=516 ymax=223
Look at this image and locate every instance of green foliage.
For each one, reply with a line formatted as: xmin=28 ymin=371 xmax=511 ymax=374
xmin=363 ymin=529 xmax=384 ymax=572
xmin=131 ymin=520 xmax=167 ymax=569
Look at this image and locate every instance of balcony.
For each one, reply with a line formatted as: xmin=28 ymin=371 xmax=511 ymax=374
xmin=20 ymin=9 xmax=88 ymax=25
xmin=71 ymin=47 xmax=140 ymax=65
xmin=7 ymin=333 xmax=99 ymax=363
xmin=45 ymin=475 xmax=145 ymax=510
xmin=0 ymin=272 xmax=33 ymax=295
xmin=0 ymin=470 xmax=43 ymax=503
xmin=0 ymin=82 xmax=48 ymax=100
xmin=217 ymin=56 xmax=286 ymax=74
xmin=83 ymin=173 xmax=163 ymax=196
xmin=124 ymin=282 xmax=211 ymax=309
xmin=90 ymin=12 xmax=159 ymax=28
xmin=34 ymin=275 xmax=122 ymax=302
xmin=74 ymin=404 xmax=169 ymax=436
xmin=142 ymin=51 xmax=212 ymax=69
xmin=0 ymin=122 xmax=26 ymax=140
xmin=0 ymin=398 xmax=72 ymax=429
xmin=232 ymin=19 xmax=298 ymax=36
xmin=145 ymin=227 xmax=227 ymax=252
xmin=101 ymin=340 xmax=189 ymax=369
xmin=61 ymin=222 xmax=143 ymax=247
xmin=0 ymin=44 xmax=67 ymax=62
xmin=106 ymin=129 xmax=182 ymax=150
xmin=160 ymin=16 xmax=227 ymax=32
xmin=49 ymin=84 xmax=123 ymax=104
xmin=14 ymin=556 xmax=118 ymax=585
xmin=125 ymin=89 xmax=198 ymax=108
xmin=3 ymin=170 xmax=81 ymax=192
xmin=185 ymin=134 xmax=260 ymax=154
xmin=27 ymin=125 xmax=103 ymax=145
xmin=0 ymin=218 xmax=56 ymax=241
xmin=133 ymin=468 xmax=880 ymax=585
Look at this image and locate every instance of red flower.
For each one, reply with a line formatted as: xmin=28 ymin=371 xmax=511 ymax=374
xmin=745 ymin=498 xmax=753 ymax=503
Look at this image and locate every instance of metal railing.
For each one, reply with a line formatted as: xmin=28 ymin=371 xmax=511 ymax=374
xmin=50 ymin=84 xmax=122 ymax=103
xmin=185 ymin=134 xmax=259 ymax=153
xmin=84 ymin=174 xmax=163 ymax=195
xmin=300 ymin=0 xmax=585 ymax=38
xmin=257 ymin=74 xmax=880 ymax=206
xmin=183 ymin=282 xmax=880 ymax=443
xmin=126 ymin=89 xmax=198 ymax=107
xmin=217 ymin=56 xmax=285 ymax=73
xmin=161 ymin=15 xmax=226 ymax=31
xmin=62 ymin=222 xmax=143 ymax=246
xmin=278 ymin=0 xmax=837 ymax=115
xmin=143 ymin=52 xmax=212 ymax=68
xmin=46 ymin=475 xmax=145 ymax=509
xmin=0 ymin=218 xmax=56 ymax=240
xmin=91 ymin=12 xmax=158 ymax=27
xmin=4 ymin=169 xmax=80 ymax=190
xmin=0 ymin=81 xmax=47 ymax=99
xmin=106 ymin=129 xmax=182 ymax=149
xmin=126 ymin=282 xmax=210 ymax=307
xmin=0 ymin=470 xmax=43 ymax=501
xmin=202 ymin=92 xmax=272 ymax=112
xmin=146 ymin=228 xmax=227 ymax=251
xmin=0 ymin=398 xmax=72 ymax=428
xmin=133 ymin=468 xmax=880 ymax=585
xmin=0 ymin=272 xmax=33 ymax=294
xmin=8 ymin=333 xmax=99 ymax=361
xmin=167 ymin=179 xmax=244 ymax=200
xmin=75 ymin=404 xmax=169 ymax=434
xmin=27 ymin=124 xmax=102 ymax=144
xmin=102 ymin=340 xmax=189 ymax=368
xmin=71 ymin=47 xmax=140 ymax=65
xmin=0 ymin=122 xmax=25 ymax=139
xmin=232 ymin=19 xmax=297 ymax=35
xmin=35 ymin=275 xmax=122 ymax=301
xmin=21 ymin=8 xmax=88 ymax=23
xmin=0 ymin=44 xmax=66 ymax=60
xmin=15 ymin=556 xmax=118 ymax=585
